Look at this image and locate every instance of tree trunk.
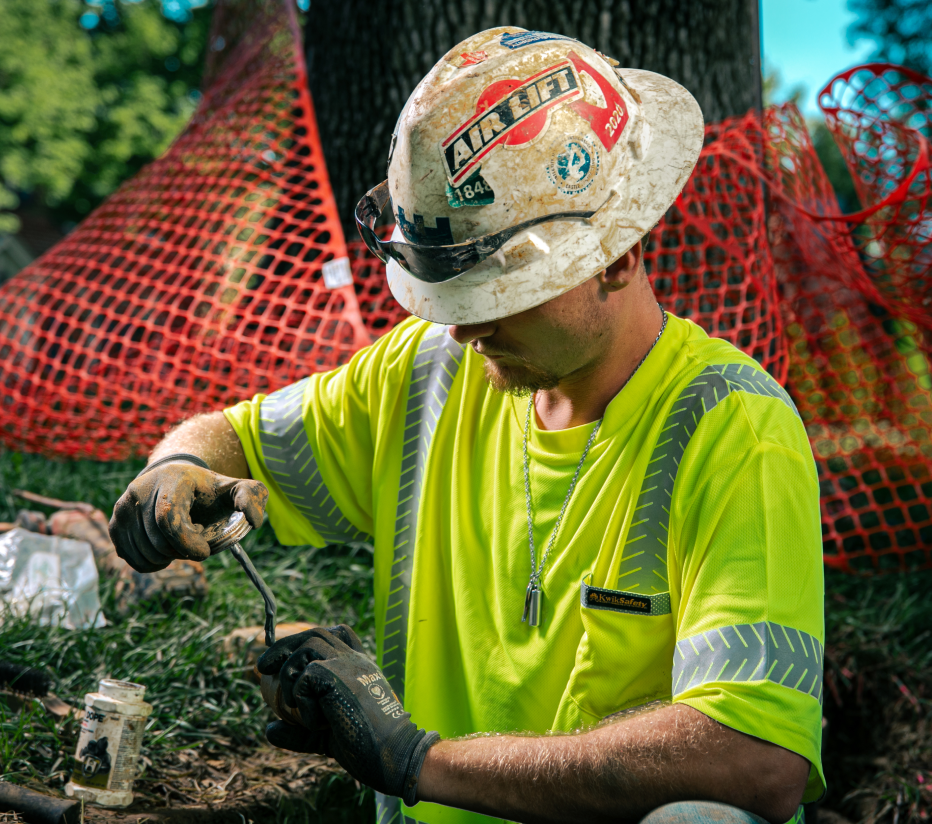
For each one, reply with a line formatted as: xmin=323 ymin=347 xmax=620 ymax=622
xmin=305 ymin=0 xmax=761 ymax=232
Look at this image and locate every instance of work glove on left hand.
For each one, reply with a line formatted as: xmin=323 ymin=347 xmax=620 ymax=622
xmin=258 ymin=625 xmax=440 ymax=806
xmin=109 ymin=461 xmax=267 ymax=573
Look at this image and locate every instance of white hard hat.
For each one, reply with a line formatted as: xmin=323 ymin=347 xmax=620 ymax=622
xmin=355 ymin=26 xmax=704 ymax=325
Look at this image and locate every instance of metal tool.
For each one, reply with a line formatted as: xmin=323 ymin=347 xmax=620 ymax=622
xmin=203 ymin=511 xmax=277 ymax=646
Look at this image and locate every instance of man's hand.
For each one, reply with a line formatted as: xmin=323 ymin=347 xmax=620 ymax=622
xmin=109 ymin=463 xmax=267 ymax=572
xmin=257 ymin=625 xmax=440 ymax=806
xmin=257 ymin=624 xmax=355 ymax=756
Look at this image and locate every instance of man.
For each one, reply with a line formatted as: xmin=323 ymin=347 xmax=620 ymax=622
xmin=111 ymin=27 xmax=825 ymax=824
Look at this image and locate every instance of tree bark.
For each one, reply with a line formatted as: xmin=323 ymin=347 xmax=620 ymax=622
xmin=305 ymin=0 xmax=761 ymax=232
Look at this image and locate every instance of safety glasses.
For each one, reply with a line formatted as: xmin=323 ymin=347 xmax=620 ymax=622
xmin=354 ymin=180 xmax=596 ymax=284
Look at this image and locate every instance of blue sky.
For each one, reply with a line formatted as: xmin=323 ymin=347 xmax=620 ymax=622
xmin=761 ymin=0 xmax=879 ymax=115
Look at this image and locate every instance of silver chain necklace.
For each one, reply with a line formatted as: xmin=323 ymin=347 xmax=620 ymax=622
xmin=520 ymin=304 xmax=668 ymax=627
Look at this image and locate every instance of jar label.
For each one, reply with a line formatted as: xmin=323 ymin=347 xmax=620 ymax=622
xmin=70 ymin=705 xmax=145 ymax=792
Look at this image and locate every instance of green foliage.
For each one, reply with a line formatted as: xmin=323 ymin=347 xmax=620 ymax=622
xmin=0 ymin=0 xmax=210 ymax=226
xmin=0 ymin=188 xmax=19 ymax=233
xmin=849 ymin=0 xmax=932 ymax=78
xmin=762 ymin=63 xmax=805 ymax=109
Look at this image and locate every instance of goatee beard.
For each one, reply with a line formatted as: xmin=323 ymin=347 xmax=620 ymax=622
xmin=483 ymin=358 xmax=560 ymax=396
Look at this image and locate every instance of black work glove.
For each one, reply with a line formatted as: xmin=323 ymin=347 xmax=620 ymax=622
xmin=259 ymin=624 xmax=359 ymax=756
xmin=258 ymin=624 xmax=440 ymax=806
xmin=109 ymin=458 xmax=268 ymax=572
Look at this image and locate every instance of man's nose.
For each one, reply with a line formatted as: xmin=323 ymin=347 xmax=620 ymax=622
xmin=448 ymin=322 xmax=496 ymax=345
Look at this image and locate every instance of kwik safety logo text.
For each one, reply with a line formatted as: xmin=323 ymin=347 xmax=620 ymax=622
xmin=357 ymin=673 xmax=405 ymax=719
xmin=441 ymin=60 xmax=581 ymax=186
xmin=584 ymin=588 xmax=651 ymax=614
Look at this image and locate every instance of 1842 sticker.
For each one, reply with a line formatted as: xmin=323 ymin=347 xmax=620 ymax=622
xmin=446 ymin=168 xmax=495 ymax=208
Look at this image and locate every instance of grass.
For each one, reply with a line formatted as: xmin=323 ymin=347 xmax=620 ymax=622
xmin=0 ymin=448 xmax=375 ymax=822
xmin=822 ymin=567 xmax=932 ymax=822
xmin=1 ymin=448 xmax=931 ymax=822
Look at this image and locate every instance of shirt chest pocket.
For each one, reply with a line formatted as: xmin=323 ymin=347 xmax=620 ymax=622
xmin=560 ymin=575 xmax=677 ymax=725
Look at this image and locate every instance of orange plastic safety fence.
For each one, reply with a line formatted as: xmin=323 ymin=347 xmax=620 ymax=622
xmin=641 ymin=114 xmax=788 ymax=382
xmin=0 ymin=0 xmax=367 ymax=460
xmin=0 ymin=0 xmax=929 ymax=575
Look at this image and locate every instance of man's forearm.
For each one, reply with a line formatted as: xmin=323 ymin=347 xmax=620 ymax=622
xmin=417 ymin=704 xmax=808 ymax=824
xmin=149 ymin=411 xmax=250 ymax=479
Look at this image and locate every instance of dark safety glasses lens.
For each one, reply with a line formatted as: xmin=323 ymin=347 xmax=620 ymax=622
xmin=389 ymin=244 xmax=481 ymax=284
xmin=353 ymin=218 xmax=386 ymax=262
xmin=352 ymin=180 xmax=593 ymax=284
xmin=354 ymin=183 xmax=392 ymax=262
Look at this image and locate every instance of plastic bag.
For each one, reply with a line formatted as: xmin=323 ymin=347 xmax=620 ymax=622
xmin=0 ymin=528 xmax=106 ymax=629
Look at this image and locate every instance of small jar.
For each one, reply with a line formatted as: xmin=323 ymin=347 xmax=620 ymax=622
xmin=65 ymin=679 xmax=153 ymax=807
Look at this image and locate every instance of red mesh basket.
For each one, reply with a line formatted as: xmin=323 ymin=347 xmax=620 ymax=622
xmin=764 ymin=68 xmax=932 ymax=573
xmin=0 ymin=0 xmax=368 ymax=460
xmin=818 ymin=64 xmax=932 ymax=326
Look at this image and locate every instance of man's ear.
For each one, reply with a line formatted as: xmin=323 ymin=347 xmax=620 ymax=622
xmin=598 ymin=240 xmax=643 ymax=293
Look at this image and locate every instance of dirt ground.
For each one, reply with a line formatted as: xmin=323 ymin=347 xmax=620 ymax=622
xmin=15 ymin=748 xmax=362 ymax=824
xmin=98 ymin=749 xmax=355 ymax=824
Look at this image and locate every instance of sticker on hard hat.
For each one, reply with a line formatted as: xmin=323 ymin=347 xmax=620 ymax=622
xmin=499 ymin=31 xmax=575 ymax=50
xmin=459 ymin=50 xmax=489 ymax=67
xmin=545 ymin=136 xmax=600 ymax=196
xmin=565 ymin=52 xmax=630 ymax=152
xmin=441 ymin=60 xmax=582 ymax=186
xmin=396 ymin=206 xmax=455 ymax=246
xmin=446 ymin=168 xmax=495 ymax=208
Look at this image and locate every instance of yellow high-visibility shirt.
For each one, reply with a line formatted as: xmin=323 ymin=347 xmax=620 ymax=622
xmin=225 ymin=314 xmax=825 ymax=824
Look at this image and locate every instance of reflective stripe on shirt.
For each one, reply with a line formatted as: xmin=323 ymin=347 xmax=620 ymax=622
xmin=673 ymin=621 xmax=824 ymax=705
xmin=378 ymin=326 xmax=464 ymax=824
xmin=258 ymin=377 xmax=372 ymax=544
xmin=617 ymin=363 xmax=800 ymax=594
xmin=382 ymin=326 xmax=465 ymax=700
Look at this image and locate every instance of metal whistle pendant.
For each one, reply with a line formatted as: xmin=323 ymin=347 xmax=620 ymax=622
xmin=521 ymin=582 xmax=542 ymax=627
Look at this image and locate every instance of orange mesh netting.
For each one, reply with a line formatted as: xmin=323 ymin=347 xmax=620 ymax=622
xmin=0 ymin=0 xmax=367 ymax=460
xmin=0 ymin=0 xmax=929 ymax=574
xmin=642 ymin=115 xmax=788 ymax=382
